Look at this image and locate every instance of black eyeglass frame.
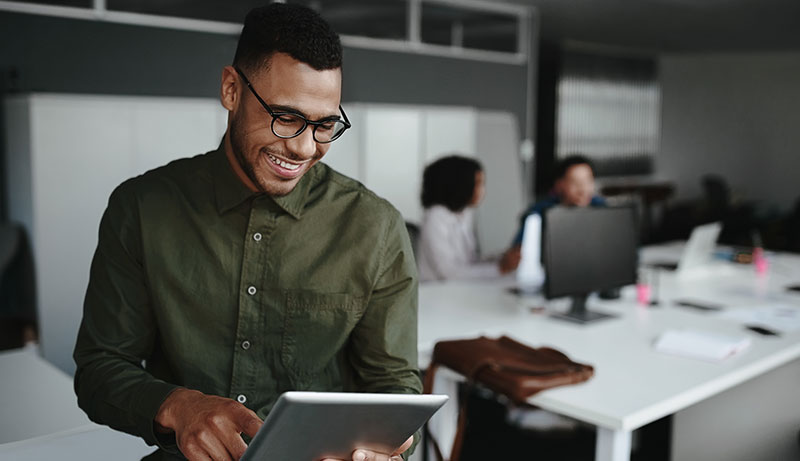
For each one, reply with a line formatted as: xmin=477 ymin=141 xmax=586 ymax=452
xmin=234 ymin=67 xmax=351 ymax=144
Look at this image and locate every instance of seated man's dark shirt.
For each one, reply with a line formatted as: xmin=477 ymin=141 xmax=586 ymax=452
xmin=511 ymin=194 xmax=607 ymax=246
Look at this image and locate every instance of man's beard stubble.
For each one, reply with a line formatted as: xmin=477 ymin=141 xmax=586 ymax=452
xmin=229 ymin=111 xmax=264 ymax=192
xmin=228 ymin=111 xmax=294 ymax=197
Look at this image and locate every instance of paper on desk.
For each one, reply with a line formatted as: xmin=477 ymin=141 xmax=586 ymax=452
xmin=654 ymin=329 xmax=751 ymax=362
xmin=719 ymin=304 xmax=800 ymax=334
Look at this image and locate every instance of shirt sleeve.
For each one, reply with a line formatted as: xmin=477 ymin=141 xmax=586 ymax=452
xmin=418 ymin=207 xmax=500 ymax=281
xmin=73 ymin=183 xmax=180 ymax=452
xmin=347 ymin=209 xmax=422 ymax=394
xmin=347 ymin=210 xmax=423 ymax=460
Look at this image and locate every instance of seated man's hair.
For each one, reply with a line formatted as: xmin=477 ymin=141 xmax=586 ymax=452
xmin=553 ymin=155 xmax=596 ymax=180
xmin=233 ymin=3 xmax=342 ymax=74
xmin=421 ymin=155 xmax=483 ymax=213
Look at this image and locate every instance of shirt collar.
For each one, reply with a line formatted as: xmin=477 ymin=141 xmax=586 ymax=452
xmin=212 ymin=142 xmax=316 ymax=219
xmin=268 ymin=165 xmax=317 ymax=220
xmin=213 ymin=143 xmax=257 ymax=214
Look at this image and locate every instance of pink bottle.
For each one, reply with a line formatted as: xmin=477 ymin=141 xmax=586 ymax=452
xmin=753 ymin=247 xmax=768 ymax=274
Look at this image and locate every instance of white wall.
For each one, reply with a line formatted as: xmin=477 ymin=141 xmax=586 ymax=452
xmin=5 ymin=94 xmax=228 ymax=373
xmin=325 ymin=103 xmax=525 ymax=256
xmin=6 ymin=96 xmax=523 ymax=373
xmin=658 ymin=53 xmax=800 ymax=212
xmin=672 ymin=357 xmax=800 ymax=461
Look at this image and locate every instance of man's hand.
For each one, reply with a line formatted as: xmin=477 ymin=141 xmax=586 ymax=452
xmin=155 ymin=388 xmax=263 ymax=461
xmin=499 ymin=245 xmax=522 ymax=274
xmin=321 ymin=435 xmax=413 ymax=461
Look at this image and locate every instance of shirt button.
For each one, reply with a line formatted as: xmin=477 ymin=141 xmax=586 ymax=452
xmin=253 ymin=232 xmax=262 ymax=242
xmin=241 ymin=340 xmax=251 ymax=350
xmin=247 ymin=286 xmax=257 ymax=295
xmin=237 ymin=394 xmax=247 ymax=404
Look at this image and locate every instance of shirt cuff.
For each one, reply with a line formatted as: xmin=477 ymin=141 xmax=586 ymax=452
xmin=402 ymin=430 xmax=422 ymax=460
xmin=135 ymin=380 xmax=182 ymax=453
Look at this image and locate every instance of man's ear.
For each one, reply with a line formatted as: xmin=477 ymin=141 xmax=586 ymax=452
xmin=220 ymin=65 xmax=240 ymax=111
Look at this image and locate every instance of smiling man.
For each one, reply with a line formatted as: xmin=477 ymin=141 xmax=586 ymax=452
xmin=73 ymin=4 xmax=421 ymax=461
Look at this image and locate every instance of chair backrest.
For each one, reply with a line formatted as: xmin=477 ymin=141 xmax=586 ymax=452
xmin=701 ymin=175 xmax=731 ymax=215
xmin=404 ymin=221 xmax=420 ymax=258
xmin=0 ymin=223 xmax=38 ymax=350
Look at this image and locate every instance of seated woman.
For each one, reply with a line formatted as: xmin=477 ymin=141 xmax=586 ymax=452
xmin=417 ymin=155 xmax=519 ymax=282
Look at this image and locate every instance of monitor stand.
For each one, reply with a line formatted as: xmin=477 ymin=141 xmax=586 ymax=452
xmin=550 ymin=294 xmax=616 ymax=324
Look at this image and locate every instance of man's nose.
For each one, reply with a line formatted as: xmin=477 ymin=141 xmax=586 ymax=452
xmin=285 ymin=127 xmax=317 ymax=160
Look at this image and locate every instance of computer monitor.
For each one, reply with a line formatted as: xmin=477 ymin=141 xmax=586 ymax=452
xmin=543 ymin=206 xmax=638 ymax=324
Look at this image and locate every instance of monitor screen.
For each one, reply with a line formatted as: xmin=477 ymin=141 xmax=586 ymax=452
xmin=543 ymin=206 xmax=638 ymax=323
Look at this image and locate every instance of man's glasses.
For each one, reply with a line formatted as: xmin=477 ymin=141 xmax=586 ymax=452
xmin=234 ymin=67 xmax=351 ymax=144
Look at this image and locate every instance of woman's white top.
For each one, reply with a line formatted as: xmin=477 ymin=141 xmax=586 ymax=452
xmin=417 ymin=205 xmax=500 ymax=282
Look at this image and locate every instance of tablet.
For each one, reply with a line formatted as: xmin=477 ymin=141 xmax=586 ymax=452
xmin=241 ymin=392 xmax=448 ymax=461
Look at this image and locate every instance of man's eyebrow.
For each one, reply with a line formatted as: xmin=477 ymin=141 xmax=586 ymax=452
xmin=270 ymin=104 xmax=341 ymax=121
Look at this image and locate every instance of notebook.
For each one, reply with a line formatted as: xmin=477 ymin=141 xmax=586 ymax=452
xmin=654 ymin=328 xmax=751 ymax=362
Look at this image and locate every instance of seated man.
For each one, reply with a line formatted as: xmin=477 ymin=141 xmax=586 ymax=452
xmin=73 ymin=4 xmax=420 ymax=461
xmin=511 ymin=155 xmax=605 ymax=246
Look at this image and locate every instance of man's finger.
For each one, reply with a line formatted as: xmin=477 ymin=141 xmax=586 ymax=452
xmin=196 ymin=428 xmax=234 ymax=461
xmin=346 ymin=433 xmax=413 ymax=461
xmin=233 ymin=405 xmax=264 ymax=438
xmin=391 ymin=436 xmax=414 ymax=456
xmin=350 ymin=449 xmax=391 ymax=461
xmin=219 ymin=426 xmax=249 ymax=460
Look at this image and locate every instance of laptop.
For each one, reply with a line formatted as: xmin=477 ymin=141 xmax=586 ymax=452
xmin=651 ymin=221 xmax=722 ymax=272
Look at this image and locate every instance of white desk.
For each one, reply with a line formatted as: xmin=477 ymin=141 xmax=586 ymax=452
xmin=0 ymin=348 xmax=90 ymax=444
xmin=0 ymin=423 xmax=153 ymax=460
xmin=0 ymin=348 xmax=153 ymax=460
xmin=419 ymin=247 xmax=800 ymax=461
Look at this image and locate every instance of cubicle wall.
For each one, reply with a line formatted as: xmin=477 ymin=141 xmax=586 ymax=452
xmin=4 ymin=94 xmax=525 ymax=373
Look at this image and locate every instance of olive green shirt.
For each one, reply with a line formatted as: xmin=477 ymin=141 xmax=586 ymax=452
xmin=73 ymin=146 xmax=421 ymax=459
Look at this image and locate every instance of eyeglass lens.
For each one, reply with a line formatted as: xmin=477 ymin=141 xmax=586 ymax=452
xmin=272 ymin=114 xmax=348 ymax=143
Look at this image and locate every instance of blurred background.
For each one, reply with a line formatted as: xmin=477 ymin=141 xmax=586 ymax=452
xmin=2 ymin=0 xmax=799 ymax=374
xmin=0 ymin=0 xmax=800 ymax=459
xmin=0 ymin=1 xmax=798 ymax=458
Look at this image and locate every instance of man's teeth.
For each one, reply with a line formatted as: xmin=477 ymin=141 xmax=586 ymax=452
xmin=268 ymin=154 xmax=301 ymax=171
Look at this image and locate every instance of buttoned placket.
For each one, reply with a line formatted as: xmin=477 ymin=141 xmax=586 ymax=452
xmin=229 ymin=198 xmax=278 ymax=406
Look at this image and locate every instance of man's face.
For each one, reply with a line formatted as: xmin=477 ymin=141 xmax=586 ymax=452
xmin=224 ymin=53 xmax=342 ymax=196
xmin=556 ymin=164 xmax=595 ymax=207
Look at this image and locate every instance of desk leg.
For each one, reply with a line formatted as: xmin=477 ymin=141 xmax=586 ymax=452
xmin=596 ymin=427 xmax=632 ymax=461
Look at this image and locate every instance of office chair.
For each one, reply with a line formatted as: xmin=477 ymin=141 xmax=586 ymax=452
xmin=788 ymin=197 xmax=800 ymax=253
xmin=701 ymin=174 xmax=731 ymax=222
xmin=405 ymin=221 xmax=420 ymax=257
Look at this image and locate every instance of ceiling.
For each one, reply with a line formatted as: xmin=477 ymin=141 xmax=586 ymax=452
xmin=506 ymin=0 xmax=800 ymax=53
xmin=11 ymin=0 xmax=798 ymax=54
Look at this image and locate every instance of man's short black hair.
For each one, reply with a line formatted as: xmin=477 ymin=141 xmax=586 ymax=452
xmin=421 ymin=156 xmax=483 ymax=213
xmin=233 ymin=3 xmax=342 ymax=74
xmin=554 ymin=155 xmax=596 ymax=181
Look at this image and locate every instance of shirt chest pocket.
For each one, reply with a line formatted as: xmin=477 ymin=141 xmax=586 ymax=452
xmin=280 ymin=291 xmax=363 ymax=382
